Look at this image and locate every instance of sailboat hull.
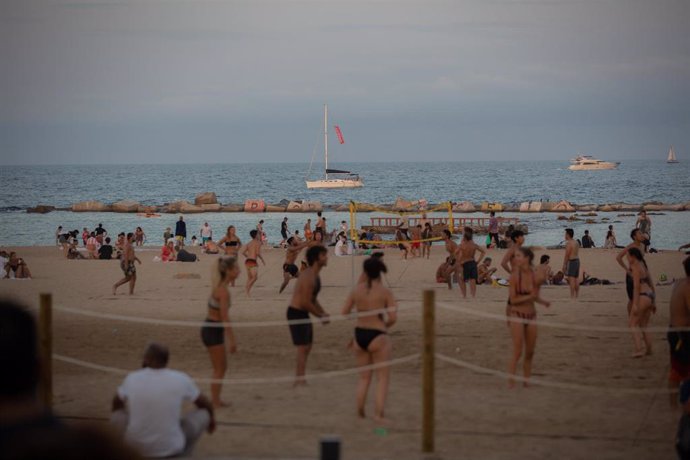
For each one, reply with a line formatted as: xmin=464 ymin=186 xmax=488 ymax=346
xmin=667 ymin=161 xmax=679 ymax=164
xmin=306 ymin=178 xmax=364 ymax=189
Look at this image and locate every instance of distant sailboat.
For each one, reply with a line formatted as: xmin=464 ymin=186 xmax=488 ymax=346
xmin=305 ymin=104 xmax=363 ymax=189
xmin=667 ymin=145 xmax=679 ymax=164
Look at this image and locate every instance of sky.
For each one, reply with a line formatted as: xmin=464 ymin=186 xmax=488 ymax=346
xmin=1 ymin=0 xmax=689 ymax=164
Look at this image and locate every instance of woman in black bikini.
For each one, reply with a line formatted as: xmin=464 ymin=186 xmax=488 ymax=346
xmin=341 ymin=258 xmax=397 ymax=422
xmin=627 ymin=247 xmax=656 ymax=357
xmin=507 ymin=247 xmax=549 ymax=387
xmin=218 ymin=226 xmax=242 ymax=257
xmin=201 ymin=257 xmax=239 ymax=408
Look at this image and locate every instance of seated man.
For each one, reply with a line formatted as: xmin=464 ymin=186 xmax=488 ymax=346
xmin=477 ymin=257 xmax=497 ymax=285
xmin=99 ymin=237 xmax=114 ymax=260
xmin=535 ymin=254 xmax=554 ymax=285
xmin=4 ymin=252 xmax=32 ymax=279
xmin=67 ymin=241 xmax=86 ymax=260
xmin=204 ymin=239 xmax=220 ymax=254
xmin=111 ymin=343 xmax=215 ymax=458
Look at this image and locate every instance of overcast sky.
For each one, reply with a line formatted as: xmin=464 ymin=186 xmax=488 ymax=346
xmin=1 ymin=0 xmax=689 ymax=164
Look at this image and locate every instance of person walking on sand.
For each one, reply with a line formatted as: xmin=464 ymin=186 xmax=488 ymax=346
xmin=304 ymin=219 xmax=313 ymax=241
xmin=175 ymin=216 xmax=187 ymax=248
xmin=201 ymin=258 xmax=239 ymax=408
xmin=287 ymin=245 xmax=330 ymax=386
xmin=668 ymin=257 xmax=690 ymax=406
xmin=242 ymin=230 xmax=265 ymax=297
xmin=627 ymin=248 xmax=656 ymax=358
xmin=507 ymin=247 xmax=550 ymax=388
xmin=341 ymin=257 xmax=397 ymax=423
xmin=456 ymin=227 xmax=486 ymax=298
xmin=113 ymin=233 xmax=141 ymax=295
xmin=616 ymin=228 xmax=647 ymax=316
xmin=410 ymin=224 xmax=422 ymax=258
xmin=562 ymin=228 xmax=580 ymax=299
xmin=421 ymin=222 xmax=433 ymax=259
xmin=279 ymin=237 xmax=310 ymax=293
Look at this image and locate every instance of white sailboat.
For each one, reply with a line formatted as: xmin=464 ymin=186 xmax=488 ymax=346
xmin=667 ymin=145 xmax=679 ymax=164
xmin=305 ymin=104 xmax=363 ymax=189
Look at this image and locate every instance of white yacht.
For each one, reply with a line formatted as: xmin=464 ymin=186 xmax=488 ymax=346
xmin=568 ymin=155 xmax=620 ymax=171
xmin=305 ymin=104 xmax=363 ymax=189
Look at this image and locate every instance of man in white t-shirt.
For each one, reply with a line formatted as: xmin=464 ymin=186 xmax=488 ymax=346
xmin=110 ymin=343 xmax=216 ymax=458
xmin=199 ymin=223 xmax=212 ymax=246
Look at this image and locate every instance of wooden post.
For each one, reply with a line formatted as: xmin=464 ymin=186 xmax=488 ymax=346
xmin=422 ymin=290 xmax=435 ymax=453
xmin=39 ymin=293 xmax=53 ymax=409
xmin=320 ymin=436 xmax=341 ymax=460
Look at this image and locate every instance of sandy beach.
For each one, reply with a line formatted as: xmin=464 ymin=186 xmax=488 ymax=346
xmin=1 ymin=244 xmax=687 ymax=459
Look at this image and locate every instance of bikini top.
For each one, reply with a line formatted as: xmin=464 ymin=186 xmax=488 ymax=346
xmin=225 ymin=241 xmax=239 ymax=247
xmin=208 ymin=297 xmax=220 ymax=310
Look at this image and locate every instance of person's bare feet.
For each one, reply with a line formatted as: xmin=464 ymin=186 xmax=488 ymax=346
xmin=293 ymin=379 xmax=308 ymax=388
xmin=631 ymin=350 xmax=645 ymax=358
xmin=645 ymin=347 xmax=653 ymax=356
xmin=358 ymin=408 xmax=366 ymax=418
xmin=373 ymin=415 xmax=392 ymax=425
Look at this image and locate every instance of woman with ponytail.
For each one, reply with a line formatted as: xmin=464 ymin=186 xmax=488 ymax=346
xmin=627 ymin=247 xmax=656 ymax=357
xmin=201 ymin=257 xmax=240 ymax=408
xmin=341 ymin=257 xmax=397 ymax=423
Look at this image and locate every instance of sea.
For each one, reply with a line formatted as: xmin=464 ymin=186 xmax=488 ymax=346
xmin=0 ymin=161 xmax=688 ymax=248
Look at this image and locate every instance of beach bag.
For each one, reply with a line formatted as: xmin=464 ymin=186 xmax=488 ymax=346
xmin=176 ymin=249 xmax=197 ymax=262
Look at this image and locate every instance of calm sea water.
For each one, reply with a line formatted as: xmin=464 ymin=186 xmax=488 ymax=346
xmin=0 ymin=161 xmax=688 ymax=248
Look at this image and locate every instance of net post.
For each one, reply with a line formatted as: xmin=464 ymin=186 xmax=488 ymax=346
xmin=422 ymin=289 xmax=435 ymax=453
xmin=39 ymin=293 xmax=53 ymax=409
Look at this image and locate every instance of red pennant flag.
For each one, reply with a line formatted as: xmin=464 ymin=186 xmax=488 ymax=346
xmin=334 ymin=125 xmax=345 ymax=144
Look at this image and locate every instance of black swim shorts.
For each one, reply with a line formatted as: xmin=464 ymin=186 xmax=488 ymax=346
xmin=283 ymin=263 xmax=299 ymax=277
xmin=287 ymin=306 xmax=313 ymax=346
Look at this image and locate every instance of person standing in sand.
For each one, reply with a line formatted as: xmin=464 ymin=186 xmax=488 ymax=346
xmin=500 ymin=230 xmax=525 ymax=275
xmin=455 ymin=227 xmax=486 ymax=298
xmin=507 ymin=247 xmax=550 ymax=388
xmin=304 ymin=218 xmax=313 ymax=241
xmin=410 ymin=224 xmax=422 ymax=258
xmin=616 ymin=228 xmax=647 ymax=316
xmin=200 ymin=222 xmax=213 ymax=247
xmin=242 ymin=230 xmax=265 ymax=297
xmin=488 ymin=211 xmax=500 ymax=248
xmin=175 ymin=216 xmax=187 ymax=248
xmin=218 ymin=226 xmax=242 ymax=259
xmin=342 ymin=257 xmax=397 ymax=423
xmin=279 ymin=237 xmax=310 ymax=293
xmin=287 ymin=245 xmax=330 ymax=386
xmin=627 ymin=248 xmax=656 ymax=358
xmin=113 ymin=233 xmax=141 ymax=295
xmin=201 ymin=257 xmax=239 ymax=408
xmin=636 ymin=210 xmax=652 ymax=252
xmin=562 ymin=228 xmax=580 ymax=299
xmin=421 ymin=222 xmax=433 ymax=259
xmin=668 ymin=257 xmax=690 ymax=406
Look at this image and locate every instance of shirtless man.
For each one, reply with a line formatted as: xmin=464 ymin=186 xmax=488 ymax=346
xmin=477 ymin=257 xmax=497 ymax=285
xmin=562 ymin=228 xmax=580 ymax=299
xmin=242 ymin=230 xmax=266 ymax=297
xmin=287 ymin=245 xmax=330 ymax=386
xmin=616 ymin=228 xmax=647 ymax=315
xmin=455 ymin=227 xmax=486 ymax=298
xmin=442 ymin=229 xmax=460 ymax=289
xmin=112 ymin=233 xmax=141 ymax=295
xmin=410 ymin=225 xmax=422 ymax=258
xmin=279 ymin=237 xmax=310 ymax=293
xmin=668 ymin=257 xmax=690 ymax=406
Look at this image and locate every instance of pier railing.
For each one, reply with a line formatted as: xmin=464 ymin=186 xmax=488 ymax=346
xmin=367 ymin=216 xmax=519 ymax=232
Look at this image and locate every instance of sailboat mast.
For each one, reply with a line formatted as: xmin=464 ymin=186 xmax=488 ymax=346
xmin=324 ymin=104 xmax=328 ymax=179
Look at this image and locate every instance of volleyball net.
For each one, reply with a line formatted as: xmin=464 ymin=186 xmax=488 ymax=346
xmin=348 ymin=200 xmax=453 ymax=246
